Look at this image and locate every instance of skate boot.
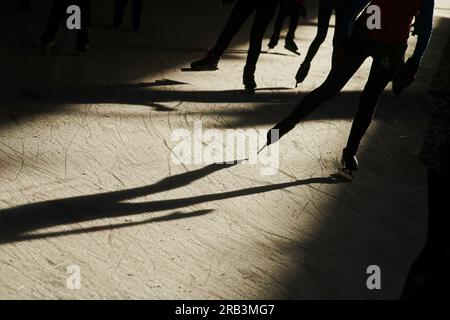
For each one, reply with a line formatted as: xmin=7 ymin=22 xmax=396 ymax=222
xmin=76 ymin=29 xmax=90 ymax=54
xmin=190 ymin=50 xmax=220 ymax=71
xmin=243 ymin=66 xmax=257 ymax=94
xmin=284 ymin=37 xmax=299 ymax=55
xmin=338 ymin=148 xmax=359 ymax=181
xmin=268 ymin=35 xmax=279 ymax=49
xmin=266 ymin=117 xmax=296 ymax=147
xmin=295 ymin=62 xmax=310 ymax=86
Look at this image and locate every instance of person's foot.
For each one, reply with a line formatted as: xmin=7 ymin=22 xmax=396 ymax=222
xmin=190 ymin=50 xmax=220 ymax=70
xmin=76 ymin=29 xmax=90 ymax=54
xmin=243 ymin=66 xmax=257 ymax=93
xmin=268 ymin=35 xmax=279 ymax=49
xmin=341 ymin=148 xmax=359 ymax=171
xmin=284 ymin=37 xmax=298 ymax=54
xmin=295 ymin=62 xmax=310 ymax=85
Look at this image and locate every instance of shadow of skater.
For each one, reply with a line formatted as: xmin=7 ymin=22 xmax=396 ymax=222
xmin=0 ymin=163 xmax=338 ymax=244
xmin=113 ymin=0 xmax=143 ymax=31
xmin=38 ymin=0 xmax=91 ymax=54
xmin=188 ymin=0 xmax=278 ymax=92
xmin=268 ymin=0 xmax=307 ymax=55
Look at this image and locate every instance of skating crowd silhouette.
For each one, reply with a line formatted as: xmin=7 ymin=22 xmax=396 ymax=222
xmin=9 ymin=0 xmax=449 ymax=299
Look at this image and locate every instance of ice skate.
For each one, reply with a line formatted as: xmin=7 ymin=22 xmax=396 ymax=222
xmin=337 ymin=148 xmax=359 ymax=181
xmin=243 ymin=66 xmax=257 ymax=94
xmin=190 ymin=50 xmax=220 ymax=71
xmin=284 ymin=37 xmax=299 ymax=55
xmin=268 ymin=35 xmax=279 ymax=49
xmin=295 ymin=62 xmax=310 ymax=86
xmin=266 ymin=118 xmax=295 ymax=146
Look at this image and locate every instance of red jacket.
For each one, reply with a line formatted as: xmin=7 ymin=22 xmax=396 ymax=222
xmin=362 ymin=0 xmax=424 ymax=43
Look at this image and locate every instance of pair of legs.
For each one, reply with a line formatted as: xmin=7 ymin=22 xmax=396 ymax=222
xmin=191 ymin=0 xmax=277 ymax=90
xmin=269 ymin=0 xmax=301 ymax=52
xmin=40 ymin=0 xmax=91 ymax=52
xmin=274 ymin=27 xmax=406 ymax=161
xmin=296 ymin=0 xmax=342 ymax=83
xmin=113 ymin=0 xmax=143 ymax=31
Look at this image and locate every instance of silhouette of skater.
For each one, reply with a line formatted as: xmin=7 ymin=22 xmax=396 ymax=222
xmin=113 ymin=0 xmax=143 ymax=31
xmin=39 ymin=0 xmax=91 ymax=54
xmin=266 ymin=0 xmax=434 ymax=180
xmin=190 ymin=0 xmax=278 ymax=92
xmin=268 ymin=0 xmax=307 ymax=54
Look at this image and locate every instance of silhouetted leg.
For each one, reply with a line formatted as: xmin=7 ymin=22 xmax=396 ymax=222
xmin=286 ymin=4 xmax=299 ymax=40
xmin=303 ymin=1 xmax=333 ymax=65
xmin=332 ymin=0 xmax=345 ymax=48
xmin=131 ymin=0 xmax=143 ymax=30
xmin=114 ymin=0 xmax=128 ymax=27
xmin=211 ymin=0 xmax=256 ymax=56
xmin=291 ymin=61 xmax=364 ymax=120
xmin=40 ymin=0 xmax=68 ymax=44
xmin=245 ymin=0 xmax=277 ymax=74
xmin=295 ymin=1 xmax=333 ymax=83
xmin=272 ymin=44 xmax=367 ymax=141
xmin=269 ymin=0 xmax=286 ymax=46
xmin=345 ymin=46 xmax=406 ymax=155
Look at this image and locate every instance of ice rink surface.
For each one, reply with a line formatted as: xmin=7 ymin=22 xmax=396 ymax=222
xmin=1 ymin=0 xmax=450 ymax=299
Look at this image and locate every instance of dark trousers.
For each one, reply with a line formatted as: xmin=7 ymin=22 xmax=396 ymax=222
xmin=271 ymin=0 xmax=300 ymax=40
xmin=212 ymin=0 xmax=278 ymax=73
xmin=42 ymin=0 xmax=91 ymax=40
xmin=283 ymin=26 xmax=406 ymax=155
xmin=303 ymin=0 xmax=344 ymax=65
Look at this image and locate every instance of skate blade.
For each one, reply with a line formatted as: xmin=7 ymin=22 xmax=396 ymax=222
xmin=337 ymin=168 xmax=353 ymax=182
xmin=183 ymin=66 xmax=219 ymax=72
xmin=284 ymin=46 xmax=300 ymax=56
xmin=216 ymin=158 xmax=248 ymax=165
xmin=257 ymin=145 xmax=267 ymax=155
